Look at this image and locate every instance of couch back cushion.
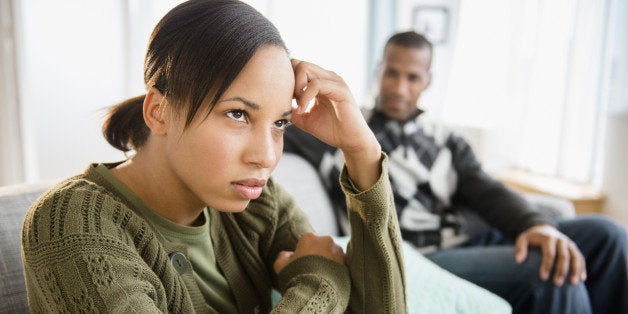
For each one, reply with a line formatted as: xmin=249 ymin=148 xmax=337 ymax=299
xmin=0 ymin=182 xmax=51 ymax=313
xmin=273 ymin=153 xmax=339 ymax=236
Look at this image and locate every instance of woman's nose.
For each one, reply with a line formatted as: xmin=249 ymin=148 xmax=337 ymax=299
xmin=245 ymin=130 xmax=278 ymax=168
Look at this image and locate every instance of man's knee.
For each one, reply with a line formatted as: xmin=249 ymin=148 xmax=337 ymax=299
xmin=585 ymin=215 xmax=626 ymax=243
xmin=560 ymin=215 xmax=627 ymax=252
xmin=512 ymin=253 xmax=591 ymax=314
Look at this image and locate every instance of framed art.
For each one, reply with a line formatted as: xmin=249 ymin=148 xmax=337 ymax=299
xmin=413 ymin=6 xmax=450 ymax=45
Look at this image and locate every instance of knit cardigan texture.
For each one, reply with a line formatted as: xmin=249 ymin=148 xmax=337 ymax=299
xmin=21 ymin=156 xmax=406 ymax=313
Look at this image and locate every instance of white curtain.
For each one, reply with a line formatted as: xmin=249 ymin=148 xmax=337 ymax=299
xmin=442 ymin=0 xmax=609 ymax=184
xmin=0 ymin=0 xmax=24 ymax=185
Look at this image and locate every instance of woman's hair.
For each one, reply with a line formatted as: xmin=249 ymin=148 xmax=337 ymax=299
xmin=103 ymin=0 xmax=287 ymax=152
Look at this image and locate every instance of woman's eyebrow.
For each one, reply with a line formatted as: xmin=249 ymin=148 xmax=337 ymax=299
xmin=222 ymin=97 xmax=292 ymax=117
xmin=221 ymin=97 xmax=259 ymax=110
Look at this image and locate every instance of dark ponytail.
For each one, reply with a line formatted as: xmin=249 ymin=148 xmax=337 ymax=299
xmin=103 ymin=0 xmax=286 ymax=152
xmin=102 ymin=95 xmax=149 ymax=152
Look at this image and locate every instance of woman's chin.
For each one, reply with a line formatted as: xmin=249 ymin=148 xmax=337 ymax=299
xmin=210 ymin=199 xmax=251 ymax=213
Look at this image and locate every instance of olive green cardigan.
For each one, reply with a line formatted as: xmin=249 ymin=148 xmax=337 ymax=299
xmin=21 ymin=155 xmax=406 ymax=313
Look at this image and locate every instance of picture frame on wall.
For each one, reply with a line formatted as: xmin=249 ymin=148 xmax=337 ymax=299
xmin=413 ymin=6 xmax=450 ymax=45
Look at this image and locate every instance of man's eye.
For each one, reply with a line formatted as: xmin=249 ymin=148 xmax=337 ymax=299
xmin=226 ymin=110 xmax=246 ymax=122
xmin=274 ymin=119 xmax=292 ymax=131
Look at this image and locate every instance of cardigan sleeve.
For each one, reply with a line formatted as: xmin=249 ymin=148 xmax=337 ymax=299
xmin=269 ymin=180 xmax=352 ymax=313
xmin=271 ymin=154 xmax=407 ymax=313
xmin=341 ymin=153 xmax=408 ymax=313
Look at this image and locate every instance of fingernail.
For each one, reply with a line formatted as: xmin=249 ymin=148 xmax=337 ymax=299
xmin=305 ymin=98 xmax=315 ymax=113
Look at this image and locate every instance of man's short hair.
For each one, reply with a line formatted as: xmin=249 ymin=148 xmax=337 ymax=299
xmin=385 ymin=31 xmax=433 ymax=54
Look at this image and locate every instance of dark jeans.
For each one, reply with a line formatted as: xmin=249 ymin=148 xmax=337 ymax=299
xmin=426 ymin=215 xmax=628 ymax=314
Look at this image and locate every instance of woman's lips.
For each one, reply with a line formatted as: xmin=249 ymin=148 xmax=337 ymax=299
xmin=232 ymin=179 xmax=266 ymax=200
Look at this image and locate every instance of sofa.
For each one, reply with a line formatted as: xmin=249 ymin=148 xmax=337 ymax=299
xmin=0 ymin=153 xmax=575 ymax=313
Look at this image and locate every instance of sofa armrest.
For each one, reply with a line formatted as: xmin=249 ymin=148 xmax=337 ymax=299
xmin=523 ymin=192 xmax=576 ymax=220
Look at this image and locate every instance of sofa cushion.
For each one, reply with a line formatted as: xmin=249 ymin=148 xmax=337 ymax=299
xmin=0 ymin=182 xmax=51 ymax=313
xmin=273 ymin=153 xmax=339 ymax=236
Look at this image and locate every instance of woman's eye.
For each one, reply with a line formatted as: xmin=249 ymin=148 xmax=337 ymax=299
xmin=274 ymin=119 xmax=292 ymax=131
xmin=226 ymin=110 xmax=247 ymax=122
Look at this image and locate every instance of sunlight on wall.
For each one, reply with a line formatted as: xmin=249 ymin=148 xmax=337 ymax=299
xmin=17 ymin=0 xmax=129 ymax=181
xmin=256 ymin=0 xmax=368 ymax=105
xmin=432 ymin=0 xmax=608 ymax=184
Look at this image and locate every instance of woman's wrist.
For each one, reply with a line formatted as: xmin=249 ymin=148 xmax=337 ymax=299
xmin=342 ymin=139 xmax=382 ymax=191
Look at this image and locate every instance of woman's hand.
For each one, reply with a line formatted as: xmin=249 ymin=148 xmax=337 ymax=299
xmin=274 ymin=233 xmax=346 ymax=275
xmin=290 ymin=59 xmax=382 ymax=190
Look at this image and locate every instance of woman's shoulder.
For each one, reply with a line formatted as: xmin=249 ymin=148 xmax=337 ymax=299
xmin=22 ymin=173 xmax=144 ymax=247
xmin=29 ymin=174 xmax=120 ymax=214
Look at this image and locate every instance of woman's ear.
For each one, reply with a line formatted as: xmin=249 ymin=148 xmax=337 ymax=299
xmin=143 ymin=87 xmax=168 ymax=136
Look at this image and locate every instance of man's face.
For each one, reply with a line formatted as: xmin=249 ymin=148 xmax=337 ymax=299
xmin=378 ymin=44 xmax=432 ymax=122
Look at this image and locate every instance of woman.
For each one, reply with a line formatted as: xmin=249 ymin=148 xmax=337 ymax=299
xmin=21 ymin=0 xmax=406 ymax=312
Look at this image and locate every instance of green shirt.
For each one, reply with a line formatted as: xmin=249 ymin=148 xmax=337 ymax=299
xmin=95 ymin=164 xmax=237 ymax=312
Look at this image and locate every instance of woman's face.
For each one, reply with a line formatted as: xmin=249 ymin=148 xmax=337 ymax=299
xmin=165 ymin=45 xmax=294 ymax=212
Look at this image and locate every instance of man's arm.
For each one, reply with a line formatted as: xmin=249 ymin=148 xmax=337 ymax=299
xmin=449 ymin=133 xmax=586 ymax=286
xmin=448 ymin=133 xmax=555 ymax=238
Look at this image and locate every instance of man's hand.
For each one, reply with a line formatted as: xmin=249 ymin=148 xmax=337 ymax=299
xmin=274 ymin=232 xmax=346 ymax=275
xmin=515 ymin=224 xmax=587 ymax=286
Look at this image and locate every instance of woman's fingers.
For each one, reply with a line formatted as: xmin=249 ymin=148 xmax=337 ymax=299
xmin=291 ymin=59 xmax=348 ymax=111
xmin=273 ymin=233 xmax=347 ymax=276
xmin=273 ymin=251 xmax=294 ymax=275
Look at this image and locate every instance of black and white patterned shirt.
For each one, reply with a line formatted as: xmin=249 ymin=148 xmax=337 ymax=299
xmin=284 ymin=108 xmax=554 ymax=252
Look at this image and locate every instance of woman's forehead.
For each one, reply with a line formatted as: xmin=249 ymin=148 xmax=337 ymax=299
xmin=221 ymin=46 xmax=294 ymax=105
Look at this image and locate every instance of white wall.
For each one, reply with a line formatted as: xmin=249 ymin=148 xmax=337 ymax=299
xmin=0 ymin=0 xmax=23 ymax=185
xmin=602 ymin=114 xmax=628 ymax=225
xmin=260 ymin=0 xmax=369 ymax=105
xmin=599 ymin=0 xmax=628 ymax=226
xmin=16 ymin=0 xmax=129 ymax=182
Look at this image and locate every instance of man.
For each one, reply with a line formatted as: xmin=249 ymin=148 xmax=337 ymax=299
xmin=284 ymin=31 xmax=628 ymax=313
